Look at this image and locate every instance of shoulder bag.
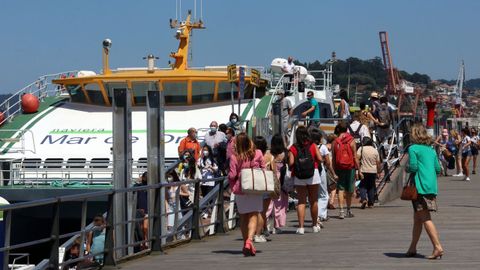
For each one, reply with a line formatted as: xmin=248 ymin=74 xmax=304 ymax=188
xmin=240 ymin=159 xmax=275 ymax=195
xmin=401 ymin=173 xmax=418 ymax=201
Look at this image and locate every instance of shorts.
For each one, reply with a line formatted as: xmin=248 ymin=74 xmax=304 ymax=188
xmin=335 ymin=169 xmax=355 ymax=193
xmin=412 ymin=194 xmax=438 ymax=212
xmin=462 ymin=151 xmax=472 ymax=158
xmin=471 ymin=146 xmax=479 ymax=156
xmin=294 ymin=169 xmax=321 ymax=186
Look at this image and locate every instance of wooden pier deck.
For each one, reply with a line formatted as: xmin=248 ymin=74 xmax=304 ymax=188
xmin=121 ymin=175 xmax=480 ymax=270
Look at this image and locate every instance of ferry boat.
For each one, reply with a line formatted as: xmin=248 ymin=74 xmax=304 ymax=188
xmin=0 ymin=10 xmax=337 ymax=264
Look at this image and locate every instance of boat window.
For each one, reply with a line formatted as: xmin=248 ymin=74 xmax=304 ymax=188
xmin=90 ymin=158 xmax=111 ymax=168
xmin=67 ymin=158 xmax=87 ymax=168
xmin=84 ymin=83 xmax=106 ymax=105
xmin=67 ymin=85 xmax=87 ymax=103
xmin=105 ymin=82 xmax=129 ymax=105
xmin=137 ymin=157 xmax=147 ymax=168
xmin=163 ymin=81 xmax=187 ymax=105
xmin=22 ymin=158 xmax=42 ymax=169
xmin=217 ymin=81 xmax=232 ymax=101
xmin=44 ymin=158 xmax=64 ymax=168
xmin=192 ymin=81 xmax=214 ymax=103
xmin=131 ymin=82 xmax=156 ymax=106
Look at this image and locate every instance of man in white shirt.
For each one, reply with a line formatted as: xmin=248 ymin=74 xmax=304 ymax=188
xmin=204 ymin=121 xmax=227 ymax=157
xmin=281 ymin=56 xmax=295 ymax=90
xmin=281 ymin=56 xmax=295 ymax=74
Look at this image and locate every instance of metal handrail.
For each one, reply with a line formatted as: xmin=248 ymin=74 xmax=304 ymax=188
xmin=0 ymin=71 xmax=77 ymax=126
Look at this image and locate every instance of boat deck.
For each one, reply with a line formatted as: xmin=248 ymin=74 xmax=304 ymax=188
xmin=121 ymin=175 xmax=480 ymax=269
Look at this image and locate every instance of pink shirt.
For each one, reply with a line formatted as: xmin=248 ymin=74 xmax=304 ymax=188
xmin=228 ymin=149 xmax=266 ymax=194
xmin=226 ymin=137 xmax=235 ymax=160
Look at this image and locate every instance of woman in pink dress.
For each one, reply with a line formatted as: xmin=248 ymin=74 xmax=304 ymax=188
xmin=228 ymin=133 xmax=265 ymax=256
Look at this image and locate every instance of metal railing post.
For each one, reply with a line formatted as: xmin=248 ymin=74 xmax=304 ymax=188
xmin=151 ymin=186 xmax=164 ymax=252
xmin=103 ymin=193 xmax=116 ymax=266
xmin=79 ymin=199 xmax=87 ymax=257
xmin=215 ymin=179 xmax=226 ymax=234
xmin=191 ymin=181 xmax=202 ymax=240
xmin=2 ymin=210 xmax=12 ymax=270
xmin=49 ymin=201 xmax=60 ymax=269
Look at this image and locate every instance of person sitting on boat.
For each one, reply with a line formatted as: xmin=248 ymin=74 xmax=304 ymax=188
xmin=301 ymin=91 xmax=320 ymax=128
xmin=86 ymin=214 xmax=106 ymax=264
xmin=226 ymin=112 xmax=243 ymax=133
xmin=281 ymin=56 xmax=295 ymax=91
xmin=178 ymin=127 xmax=201 ymax=161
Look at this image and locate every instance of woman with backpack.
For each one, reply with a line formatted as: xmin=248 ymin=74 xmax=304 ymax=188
xmin=434 ymin=129 xmax=453 ymax=176
xmin=228 ymin=133 xmax=265 ymax=256
xmin=405 ymin=123 xmax=443 ymax=260
xmin=288 ymin=126 xmax=323 ymax=234
xmin=265 ymin=134 xmax=289 ymax=234
xmin=357 ymin=137 xmax=381 ymax=209
xmin=332 ymin=121 xmax=359 ymax=219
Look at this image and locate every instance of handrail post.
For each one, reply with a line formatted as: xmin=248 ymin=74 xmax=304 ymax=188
xmin=151 ymin=185 xmax=164 ymax=252
xmin=103 ymin=193 xmax=116 ymax=266
xmin=215 ymin=179 xmax=226 ymax=234
xmin=2 ymin=210 xmax=12 ymax=270
xmin=191 ymin=181 xmax=202 ymax=240
xmin=49 ymin=200 xmax=60 ymax=269
xmin=79 ymin=199 xmax=88 ymax=257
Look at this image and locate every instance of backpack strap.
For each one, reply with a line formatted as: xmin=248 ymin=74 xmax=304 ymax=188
xmin=355 ymin=124 xmax=363 ymax=136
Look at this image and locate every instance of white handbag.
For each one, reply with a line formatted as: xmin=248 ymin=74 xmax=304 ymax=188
xmin=240 ymin=167 xmax=275 ymax=194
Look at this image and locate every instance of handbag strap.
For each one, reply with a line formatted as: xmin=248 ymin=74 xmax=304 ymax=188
xmin=251 ymin=167 xmax=255 ymax=190
xmin=262 ymin=169 xmax=267 ymax=191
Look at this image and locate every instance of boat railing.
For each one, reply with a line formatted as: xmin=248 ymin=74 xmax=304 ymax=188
xmin=1 ymin=158 xmax=171 ymax=187
xmin=0 ymin=129 xmax=37 ymax=154
xmin=1 ymin=161 xmax=239 ymax=269
xmin=0 ymin=71 xmax=77 ymax=126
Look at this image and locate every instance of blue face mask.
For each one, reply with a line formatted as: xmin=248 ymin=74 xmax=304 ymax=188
xmin=231 ymin=118 xmax=237 ymax=123
xmin=210 ymin=127 xmax=217 ymax=133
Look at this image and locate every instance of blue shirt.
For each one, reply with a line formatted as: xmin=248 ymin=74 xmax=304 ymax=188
xmin=309 ymin=98 xmax=320 ymax=119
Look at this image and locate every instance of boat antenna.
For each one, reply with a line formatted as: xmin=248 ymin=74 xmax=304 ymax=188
xmin=200 ymin=0 xmax=203 ymax=20
xmin=194 ymin=0 xmax=197 ymax=20
xmin=179 ymin=0 xmax=182 ymax=21
xmin=175 ymin=0 xmax=178 ymax=20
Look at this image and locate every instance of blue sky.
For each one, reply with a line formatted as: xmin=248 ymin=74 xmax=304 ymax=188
xmin=1 ymin=0 xmax=479 ymax=94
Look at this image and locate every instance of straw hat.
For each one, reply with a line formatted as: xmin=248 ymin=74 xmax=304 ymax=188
xmin=370 ymin=92 xmax=379 ymax=99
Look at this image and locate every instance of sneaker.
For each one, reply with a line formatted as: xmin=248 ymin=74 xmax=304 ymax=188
xmin=453 ymin=173 xmax=464 ymax=177
xmin=465 ymin=177 xmax=471 ymax=181
xmin=296 ymin=228 xmax=305 ymax=235
xmin=319 ymin=217 xmax=330 ymax=222
xmin=253 ymin=234 xmax=267 ymax=243
xmin=339 ymin=210 xmax=345 ymax=219
xmin=312 ymin=225 xmax=321 ymax=233
xmin=346 ymin=210 xmax=355 ymax=218
xmin=272 ymin=228 xmax=282 ymax=234
xmin=361 ymin=201 xmax=367 ymax=209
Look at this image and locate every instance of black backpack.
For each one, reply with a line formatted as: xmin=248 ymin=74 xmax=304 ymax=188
xmin=378 ymin=105 xmax=391 ymax=127
xmin=294 ymin=144 xmax=315 ymax=179
xmin=348 ymin=124 xmax=363 ymax=148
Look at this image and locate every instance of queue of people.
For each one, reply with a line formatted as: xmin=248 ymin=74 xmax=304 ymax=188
xmin=435 ymin=127 xmax=479 ymax=181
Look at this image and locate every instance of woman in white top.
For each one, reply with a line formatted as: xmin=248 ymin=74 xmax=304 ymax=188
xmin=470 ymin=128 xmax=479 ymax=175
xmin=309 ymin=129 xmax=338 ymax=224
xmin=339 ymin=90 xmax=351 ymax=120
xmin=197 ymin=145 xmax=219 ymax=196
xmin=460 ymin=128 xmax=472 ymax=181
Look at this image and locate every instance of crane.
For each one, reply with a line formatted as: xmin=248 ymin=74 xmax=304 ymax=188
xmin=379 ymin=31 xmax=420 ymax=116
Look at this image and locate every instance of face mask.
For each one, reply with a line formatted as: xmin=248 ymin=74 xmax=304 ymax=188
xmin=210 ymin=127 xmax=217 ymax=133
xmin=183 ymin=155 xmax=189 ymax=160
xmin=203 ymin=150 xmax=209 ymax=157
xmin=231 ymin=118 xmax=237 ymax=123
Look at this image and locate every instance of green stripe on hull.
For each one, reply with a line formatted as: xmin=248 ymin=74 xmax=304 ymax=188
xmin=0 ymin=96 xmax=67 ymax=152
